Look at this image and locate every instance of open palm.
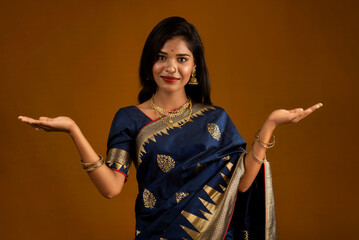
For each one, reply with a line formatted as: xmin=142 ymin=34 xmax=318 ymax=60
xmin=267 ymin=103 xmax=323 ymax=127
xmin=18 ymin=116 xmax=75 ymax=133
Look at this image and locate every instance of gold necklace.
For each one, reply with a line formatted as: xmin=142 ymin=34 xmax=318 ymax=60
xmin=156 ymin=100 xmax=190 ymax=117
xmin=158 ymin=100 xmax=192 ymax=127
xmin=151 ymin=97 xmax=191 ymax=124
xmin=151 ymin=96 xmax=192 ymax=126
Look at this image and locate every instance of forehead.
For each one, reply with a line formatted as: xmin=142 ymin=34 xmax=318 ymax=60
xmin=160 ymin=36 xmax=192 ymax=54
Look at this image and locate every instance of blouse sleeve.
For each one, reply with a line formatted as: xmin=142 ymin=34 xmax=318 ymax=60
xmin=105 ymin=108 xmax=137 ymax=182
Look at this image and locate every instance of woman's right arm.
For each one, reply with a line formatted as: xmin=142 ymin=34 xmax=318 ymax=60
xmin=69 ymin=123 xmax=125 ymax=198
xmin=18 ymin=116 xmax=125 ymax=199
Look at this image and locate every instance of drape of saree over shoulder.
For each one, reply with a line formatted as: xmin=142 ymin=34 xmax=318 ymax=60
xmin=105 ymin=103 xmax=277 ymax=240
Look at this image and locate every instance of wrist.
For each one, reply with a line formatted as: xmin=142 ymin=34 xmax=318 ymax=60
xmin=255 ymin=125 xmax=276 ymax=149
xmin=262 ymin=120 xmax=276 ymax=133
xmin=68 ymin=123 xmax=80 ymax=137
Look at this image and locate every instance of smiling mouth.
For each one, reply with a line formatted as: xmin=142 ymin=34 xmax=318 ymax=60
xmin=161 ymin=76 xmax=180 ymax=82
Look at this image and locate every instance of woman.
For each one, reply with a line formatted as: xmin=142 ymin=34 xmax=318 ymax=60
xmin=18 ymin=17 xmax=322 ymax=239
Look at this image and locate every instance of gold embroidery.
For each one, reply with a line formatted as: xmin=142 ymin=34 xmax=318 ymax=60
xmin=208 ymin=123 xmax=221 ymax=141
xmin=143 ymin=189 xmax=156 ymax=209
xmin=242 ymin=230 xmax=249 ymax=240
xmin=136 ymin=104 xmax=216 ymax=165
xmin=222 ymin=155 xmax=231 ymax=161
xmin=136 ymin=230 xmax=141 ymax=236
xmin=195 ymin=163 xmax=206 ymax=175
xmin=157 ymin=154 xmax=175 ymax=173
xmin=220 ymin=162 xmax=234 ymax=185
xmin=105 ymin=148 xmax=131 ymax=174
xmin=176 ymin=192 xmax=189 ymax=203
xmin=180 ymin=161 xmax=235 ymax=238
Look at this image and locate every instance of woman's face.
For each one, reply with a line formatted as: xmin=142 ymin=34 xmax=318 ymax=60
xmin=152 ymin=36 xmax=196 ymax=94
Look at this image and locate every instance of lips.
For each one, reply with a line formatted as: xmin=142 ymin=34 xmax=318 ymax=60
xmin=161 ymin=76 xmax=180 ymax=82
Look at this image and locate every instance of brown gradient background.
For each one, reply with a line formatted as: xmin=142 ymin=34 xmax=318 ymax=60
xmin=1 ymin=0 xmax=358 ymax=239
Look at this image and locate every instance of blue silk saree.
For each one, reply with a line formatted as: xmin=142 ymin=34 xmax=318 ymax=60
xmin=105 ymin=103 xmax=277 ymax=240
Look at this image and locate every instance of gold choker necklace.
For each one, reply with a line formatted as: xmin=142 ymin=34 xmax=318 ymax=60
xmin=151 ymin=97 xmax=192 ymax=126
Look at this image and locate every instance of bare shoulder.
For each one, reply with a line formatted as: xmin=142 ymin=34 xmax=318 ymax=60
xmin=137 ymin=100 xmax=158 ymax=120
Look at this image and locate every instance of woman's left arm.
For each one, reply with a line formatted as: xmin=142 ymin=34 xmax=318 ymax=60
xmin=237 ymin=103 xmax=323 ymax=192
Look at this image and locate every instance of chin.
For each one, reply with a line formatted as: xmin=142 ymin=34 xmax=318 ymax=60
xmin=158 ymin=85 xmax=185 ymax=93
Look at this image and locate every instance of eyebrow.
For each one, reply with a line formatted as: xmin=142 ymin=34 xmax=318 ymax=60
xmin=159 ymin=51 xmax=191 ymax=57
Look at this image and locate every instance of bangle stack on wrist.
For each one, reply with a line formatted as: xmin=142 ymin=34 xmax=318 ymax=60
xmin=251 ymin=142 xmax=267 ymax=164
xmin=250 ymin=130 xmax=275 ymax=164
xmin=81 ymin=155 xmax=104 ymax=172
xmin=254 ymin=129 xmax=275 ymax=149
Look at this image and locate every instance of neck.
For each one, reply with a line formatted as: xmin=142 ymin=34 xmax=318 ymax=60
xmin=153 ymin=90 xmax=188 ymax=110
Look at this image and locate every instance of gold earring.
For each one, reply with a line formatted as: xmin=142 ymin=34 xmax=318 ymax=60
xmin=188 ymin=68 xmax=198 ymax=85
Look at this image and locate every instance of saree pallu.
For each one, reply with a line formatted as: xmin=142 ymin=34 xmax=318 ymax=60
xmin=105 ymin=103 xmax=277 ymax=240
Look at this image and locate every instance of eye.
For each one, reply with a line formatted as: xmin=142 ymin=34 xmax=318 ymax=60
xmin=178 ymin=57 xmax=187 ymax=62
xmin=157 ymin=55 xmax=166 ymax=61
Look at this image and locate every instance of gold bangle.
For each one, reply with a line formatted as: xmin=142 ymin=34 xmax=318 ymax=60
xmin=81 ymin=155 xmax=104 ymax=172
xmin=254 ymin=129 xmax=275 ymax=149
xmin=251 ymin=142 xmax=266 ymax=164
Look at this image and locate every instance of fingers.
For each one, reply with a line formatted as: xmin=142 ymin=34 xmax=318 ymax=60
xmin=18 ymin=116 xmax=39 ymax=127
xmin=302 ymin=103 xmax=323 ymax=115
xmin=293 ymin=103 xmax=323 ymax=122
xmin=36 ymin=124 xmax=52 ymax=131
xmin=18 ymin=115 xmax=52 ymax=131
xmin=18 ymin=116 xmax=52 ymax=123
xmin=19 ymin=117 xmax=41 ymax=125
xmin=39 ymin=116 xmax=52 ymax=121
xmin=288 ymin=108 xmax=305 ymax=123
xmin=34 ymin=126 xmax=46 ymax=131
xmin=312 ymin=103 xmax=323 ymax=110
xmin=289 ymin=108 xmax=304 ymax=113
xmin=18 ymin=116 xmax=34 ymax=122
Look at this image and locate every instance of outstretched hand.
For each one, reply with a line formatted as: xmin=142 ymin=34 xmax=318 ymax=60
xmin=266 ymin=103 xmax=323 ymax=128
xmin=18 ymin=116 xmax=76 ymax=133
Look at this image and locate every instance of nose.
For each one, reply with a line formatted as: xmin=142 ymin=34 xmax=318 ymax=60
xmin=164 ymin=59 xmax=177 ymax=73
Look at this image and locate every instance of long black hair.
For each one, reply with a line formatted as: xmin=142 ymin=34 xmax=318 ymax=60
xmin=138 ymin=16 xmax=212 ymax=105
